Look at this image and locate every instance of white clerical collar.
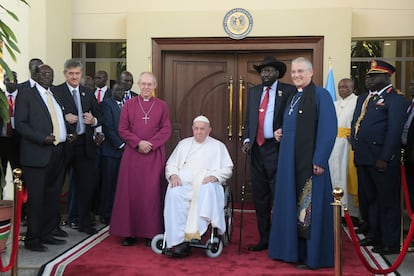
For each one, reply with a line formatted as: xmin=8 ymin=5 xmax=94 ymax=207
xmin=194 ymin=136 xmax=210 ymax=144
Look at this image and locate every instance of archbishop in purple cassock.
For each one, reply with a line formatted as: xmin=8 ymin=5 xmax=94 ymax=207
xmin=110 ymin=72 xmax=171 ymax=246
xmin=268 ymin=57 xmax=337 ymax=269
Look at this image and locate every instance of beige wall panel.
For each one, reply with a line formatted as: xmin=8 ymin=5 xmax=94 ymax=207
xmin=73 ymin=0 xmax=413 ymax=12
xmin=352 ymin=9 xmax=414 ymax=38
xmin=127 ymin=8 xmax=352 ymax=92
xmin=72 ymin=14 xmax=126 ymax=39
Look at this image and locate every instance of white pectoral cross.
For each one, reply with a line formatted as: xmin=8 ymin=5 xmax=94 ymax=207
xmin=142 ymin=115 xmax=150 ymax=124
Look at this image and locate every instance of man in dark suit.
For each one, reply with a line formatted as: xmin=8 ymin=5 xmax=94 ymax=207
xmin=15 ymin=64 xmax=67 ymax=252
xmin=242 ymin=56 xmax=295 ymax=251
xmin=119 ymin=71 xmax=138 ymax=102
xmin=351 ymin=60 xmax=408 ymax=255
xmin=53 ymin=59 xmax=104 ymax=235
xmin=0 ymin=71 xmax=21 ymax=198
xmin=17 ymin=58 xmax=43 ymax=90
xmin=91 ymin=70 xmax=111 ymax=219
xmin=402 ymin=80 xmax=414 ymax=209
xmin=99 ymin=83 xmax=125 ymax=224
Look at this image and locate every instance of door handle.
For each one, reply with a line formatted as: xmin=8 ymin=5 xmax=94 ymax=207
xmin=238 ymin=76 xmax=244 ymax=140
xmin=227 ymin=76 xmax=233 ymax=140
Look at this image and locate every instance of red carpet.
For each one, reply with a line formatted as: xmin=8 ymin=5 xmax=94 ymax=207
xmin=40 ymin=211 xmax=383 ymax=275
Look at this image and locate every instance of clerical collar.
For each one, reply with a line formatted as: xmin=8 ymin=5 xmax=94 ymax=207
xmin=194 ymin=136 xmax=209 ymax=144
xmin=141 ymin=95 xmax=152 ymax=102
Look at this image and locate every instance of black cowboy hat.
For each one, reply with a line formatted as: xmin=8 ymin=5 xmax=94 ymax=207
xmin=253 ymin=56 xmax=287 ymax=78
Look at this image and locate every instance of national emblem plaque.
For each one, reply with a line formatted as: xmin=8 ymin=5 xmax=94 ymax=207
xmin=223 ymin=8 xmax=253 ymax=40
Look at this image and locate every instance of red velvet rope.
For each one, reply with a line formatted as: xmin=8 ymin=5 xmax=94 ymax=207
xmin=344 ymin=164 xmax=414 ymax=274
xmin=400 ymin=165 xmax=413 ymax=217
xmin=0 ymin=188 xmax=23 ymax=272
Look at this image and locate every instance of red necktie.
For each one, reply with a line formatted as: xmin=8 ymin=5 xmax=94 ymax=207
xmin=7 ymin=95 xmax=13 ymax=137
xmin=256 ymin=87 xmax=270 ymax=146
xmin=97 ymin=89 xmax=102 ymax=104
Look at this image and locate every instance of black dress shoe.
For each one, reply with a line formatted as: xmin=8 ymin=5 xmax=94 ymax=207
xmin=52 ymin=227 xmax=68 ymax=238
xmin=247 ymin=243 xmax=268 ymax=251
xmin=359 ymin=238 xmax=375 ymax=247
xmin=99 ymin=217 xmax=109 ymax=225
xmin=78 ymin=226 xmax=98 ymax=235
xmin=190 ymin=238 xmax=202 ymax=245
xmin=355 ymin=222 xmax=369 ymax=234
xmin=144 ymin=238 xmax=152 ymax=247
xmin=297 ymin=264 xmax=314 ymax=270
xmin=70 ymin=222 xmax=79 ymax=229
xmin=372 ymin=246 xmax=399 ymax=255
xmin=40 ymin=236 xmax=67 ymax=245
xmin=121 ymin=237 xmax=137 ymax=246
xmin=171 ymin=242 xmax=190 ymax=258
xmin=24 ymin=241 xmax=48 ymax=252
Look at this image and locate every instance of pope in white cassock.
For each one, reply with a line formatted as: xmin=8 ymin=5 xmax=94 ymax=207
xmin=164 ymin=115 xmax=234 ymax=257
xmin=328 ymin=78 xmax=359 ymax=217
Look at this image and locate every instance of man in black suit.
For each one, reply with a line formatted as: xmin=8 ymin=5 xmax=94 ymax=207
xmin=0 ymin=71 xmax=21 ymax=198
xmin=53 ymin=59 xmax=104 ymax=235
xmin=17 ymin=58 xmax=43 ymax=90
xmin=91 ymin=70 xmax=111 ymax=218
xmin=119 ymin=71 xmax=138 ymax=102
xmin=402 ymin=80 xmax=414 ymax=209
xmin=99 ymin=83 xmax=125 ymax=224
xmin=242 ymin=56 xmax=295 ymax=251
xmin=15 ymin=64 xmax=67 ymax=252
xmin=351 ymin=60 xmax=408 ymax=255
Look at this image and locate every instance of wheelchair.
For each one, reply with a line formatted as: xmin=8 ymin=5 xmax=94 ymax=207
xmin=151 ymin=184 xmax=233 ymax=258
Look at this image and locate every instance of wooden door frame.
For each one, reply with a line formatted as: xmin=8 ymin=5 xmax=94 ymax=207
xmin=151 ymin=36 xmax=324 ymax=94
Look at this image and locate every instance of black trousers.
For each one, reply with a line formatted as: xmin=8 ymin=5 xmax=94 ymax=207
xmin=100 ymin=156 xmax=121 ymax=220
xmin=66 ymin=137 xmax=97 ymax=228
xmin=250 ymin=138 xmax=279 ymax=244
xmin=357 ymin=165 xmax=401 ymax=247
xmin=24 ymin=143 xmax=65 ymax=245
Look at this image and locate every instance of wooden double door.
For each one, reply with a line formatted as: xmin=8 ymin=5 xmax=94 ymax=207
xmin=153 ymin=37 xmax=323 ymax=202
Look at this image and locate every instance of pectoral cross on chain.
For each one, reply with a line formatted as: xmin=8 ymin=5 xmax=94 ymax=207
xmin=142 ymin=115 xmax=150 ymax=124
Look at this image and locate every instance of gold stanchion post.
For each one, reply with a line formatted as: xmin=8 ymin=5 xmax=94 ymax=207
xmin=11 ymin=168 xmax=22 ymax=276
xmin=332 ymin=187 xmax=344 ymax=276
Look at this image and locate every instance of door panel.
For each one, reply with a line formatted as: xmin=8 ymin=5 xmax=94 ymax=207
xmin=160 ymin=50 xmax=314 ymax=202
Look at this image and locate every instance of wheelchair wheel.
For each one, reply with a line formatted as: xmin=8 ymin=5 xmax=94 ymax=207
xmin=205 ymin=237 xmax=223 ymax=258
xmin=151 ymin=233 xmax=165 ymax=254
xmin=223 ymin=190 xmax=234 ymax=246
